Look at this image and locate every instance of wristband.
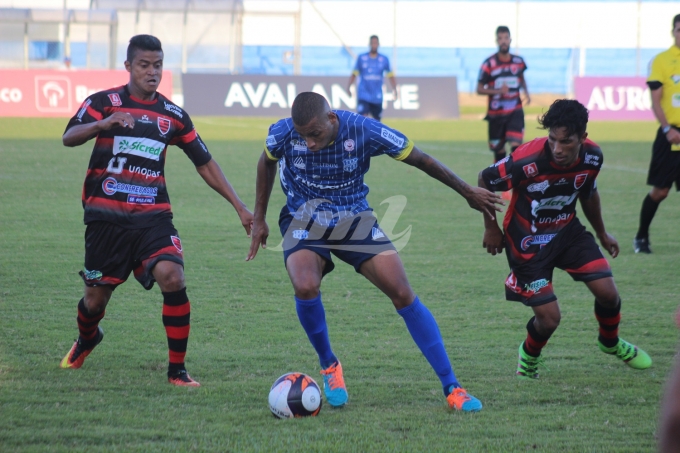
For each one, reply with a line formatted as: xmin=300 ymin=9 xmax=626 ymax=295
xmin=662 ymin=125 xmax=672 ymax=134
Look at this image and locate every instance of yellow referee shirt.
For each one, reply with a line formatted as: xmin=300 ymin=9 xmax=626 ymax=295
xmin=648 ymin=45 xmax=680 ymax=126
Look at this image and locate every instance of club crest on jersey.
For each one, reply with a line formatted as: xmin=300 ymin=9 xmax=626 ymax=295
xmin=523 ymin=163 xmax=538 ymax=178
xmin=343 ymin=158 xmax=358 ymax=172
xmin=344 ymin=139 xmax=355 ymax=152
xmin=157 ymin=117 xmax=171 ymax=136
xmin=510 ymin=64 xmax=519 ymax=75
xmin=171 ymin=235 xmax=183 ymax=252
xmin=574 ymin=173 xmax=588 ymax=189
xmin=108 ymin=93 xmax=122 ymax=106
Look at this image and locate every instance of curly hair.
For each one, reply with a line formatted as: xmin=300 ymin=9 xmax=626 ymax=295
xmin=538 ymin=99 xmax=589 ymax=137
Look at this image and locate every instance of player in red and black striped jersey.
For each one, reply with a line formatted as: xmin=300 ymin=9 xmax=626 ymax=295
xmin=59 ymin=35 xmax=253 ymax=387
xmin=479 ymin=99 xmax=651 ymax=379
xmin=477 ymin=26 xmax=530 ymax=164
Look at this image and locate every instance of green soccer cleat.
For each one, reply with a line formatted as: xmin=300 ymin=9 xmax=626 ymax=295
xmin=599 ymin=338 xmax=652 ymax=369
xmin=516 ymin=341 xmax=542 ymax=379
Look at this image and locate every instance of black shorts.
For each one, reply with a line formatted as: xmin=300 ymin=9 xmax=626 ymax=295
xmin=357 ymin=100 xmax=383 ymax=121
xmin=647 ymin=126 xmax=680 ymax=190
xmin=80 ymin=221 xmax=184 ymax=290
xmin=278 ymin=206 xmax=396 ymax=276
xmin=486 ymin=109 xmax=525 ymax=152
xmin=504 ymin=220 xmax=613 ymax=307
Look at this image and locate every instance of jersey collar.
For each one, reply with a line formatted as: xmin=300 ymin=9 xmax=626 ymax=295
xmin=124 ymin=84 xmax=158 ymax=105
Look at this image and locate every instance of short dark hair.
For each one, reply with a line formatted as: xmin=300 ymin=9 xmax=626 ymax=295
xmin=370 ymin=35 xmax=379 ymax=42
xmin=673 ymin=14 xmax=680 ymax=28
xmin=496 ymin=26 xmax=510 ymax=35
xmin=291 ymin=92 xmax=329 ymax=126
xmin=538 ymin=99 xmax=589 ymax=137
xmin=126 ymin=34 xmax=162 ymax=63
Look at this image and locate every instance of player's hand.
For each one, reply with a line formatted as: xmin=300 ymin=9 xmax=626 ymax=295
xmin=483 ymin=228 xmax=505 ymax=255
xmin=100 ymin=112 xmax=135 ymax=131
xmin=465 ymin=186 xmax=504 ymax=220
xmin=598 ymin=232 xmax=619 ymax=258
xmin=524 ymin=93 xmax=532 ymax=106
xmin=666 ymin=128 xmax=680 ymax=145
xmin=237 ymin=207 xmax=254 ymax=237
xmin=246 ymin=219 xmax=269 ymax=261
xmin=499 ymin=84 xmax=509 ymax=95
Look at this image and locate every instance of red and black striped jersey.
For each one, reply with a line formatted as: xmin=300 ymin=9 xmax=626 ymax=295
xmin=65 ymin=85 xmax=212 ymax=229
xmin=481 ymin=137 xmax=603 ymax=266
xmin=478 ymin=53 xmax=527 ymax=118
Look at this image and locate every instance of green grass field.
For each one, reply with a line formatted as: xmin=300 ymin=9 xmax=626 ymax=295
xmin=0 ymin=116 xmax=678 ymax=452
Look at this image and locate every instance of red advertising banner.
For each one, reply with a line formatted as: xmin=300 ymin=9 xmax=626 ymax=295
xmin=573 ymin=77 xmax=654 ymax=121
xmin=0 ymin=70 xmax=173 ymax=117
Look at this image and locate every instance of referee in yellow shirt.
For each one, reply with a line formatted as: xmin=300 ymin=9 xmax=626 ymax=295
xmin=634 ymin=14 xmax=680 ymax=254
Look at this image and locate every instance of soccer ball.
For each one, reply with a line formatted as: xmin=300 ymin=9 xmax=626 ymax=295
xmin=268 ymin=372 xmax=322 ymax=419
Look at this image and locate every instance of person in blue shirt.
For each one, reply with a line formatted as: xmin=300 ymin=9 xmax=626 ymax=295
xmin=347 ymin=35 xmax=397 ymax=121
xmin=246 ymin=91 xmax=503 ymax=413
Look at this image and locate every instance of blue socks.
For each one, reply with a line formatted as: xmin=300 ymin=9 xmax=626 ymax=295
xmin=397 ymin=297 xmax=460 ymax=395
xmin=295 ymin=293 xmax=337 ymax=368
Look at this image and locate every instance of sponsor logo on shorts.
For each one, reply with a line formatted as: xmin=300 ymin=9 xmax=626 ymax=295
xmin=292 ymin=229 xmax=309 ymax=240
xmin=171 ymin=235 xmax=182 ymax=252
xmin=520 ymin=234 xmax=556 ymax=250
xmin=127 ymin=195 xmax=155 ymax=204
xmin=157 ymin=117 xmax=171 ymax=136
xmin=344 ymin=139 xmax=355 ymax=152
xmin=574 ymin=173 xmax=588 ymax=189
xmin=113 ymin=136 xmax=165 ymax=161
xmin=83 ymin=268 xmax=103 ymax=281
xmin=381 ymin=128 xmax=405 ymax=148
xmin=266 ymin=135 xmax=277 ymax=146
xmin=107 ymin=93 xmax=122 ymax=106
xmin=164 ymin=101 xmax=183 ymax=118
xmin=102 ymin=177 xmax=158 ymax=196
xmin=527 ymin=180 xmax=550 ymax=193
xmin=523 ymin=163 xmax=538 ymax=178
xmin=525 ymin=278 xmax=550 ymax=293
xmin=343 ymin=158 xmax=358 ymax=172
xmin=371 ymin=227 xmax=385 ymax=240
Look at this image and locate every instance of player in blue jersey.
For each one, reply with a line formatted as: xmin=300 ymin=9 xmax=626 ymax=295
xmin=246 ymin=92 xmax=503 ymax=412
xmin=347 ymin=35 xmax=397 ymax=121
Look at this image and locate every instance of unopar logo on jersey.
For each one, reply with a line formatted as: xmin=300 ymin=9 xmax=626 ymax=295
xmin=108 ymin=93 xmax=122 ymax=106
xmin=171 ymin=235 xmax=183 ymax=252
xmin=574 ymin=174 xmax=587 ymax=189
xmin=157 ymin=117 xmax=171 ymax=136
xmin=523 ymin=163 xmax=538 ymax=178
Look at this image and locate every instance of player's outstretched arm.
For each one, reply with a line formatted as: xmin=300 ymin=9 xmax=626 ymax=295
xmin=62 ymin=112 xmax=135 ymax=147
xmin=246 ymin=152 xmax=278 ymax=261
xmin=579 ymin=191 xmax=619 ymax=258
xmin=195 ymin=159 xmax=253 ymax=236
xmin=402 ymin=146 xmax=503 ymax=219
xmin=478 ymin=171 xmax=505 ymax=255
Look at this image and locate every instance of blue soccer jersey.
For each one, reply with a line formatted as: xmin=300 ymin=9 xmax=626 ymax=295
xmin=353 ymin=52 xmax=393 ymax=104
xmin=264 ymin=110 xmax=413 ymax=226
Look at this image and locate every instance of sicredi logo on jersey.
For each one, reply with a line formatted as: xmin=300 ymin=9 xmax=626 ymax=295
xmin=113 ymin=136 xmax=165 ymax=161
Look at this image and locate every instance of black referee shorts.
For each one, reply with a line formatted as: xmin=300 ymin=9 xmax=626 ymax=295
xmin=647 ymin=125 xmax=680 ymax=190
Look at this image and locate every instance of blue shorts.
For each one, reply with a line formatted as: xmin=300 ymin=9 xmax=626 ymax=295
xmin=278 ymin=206 xmax=395 ymax=276
xmin=357 ymin=100 xmax=383 ymax=121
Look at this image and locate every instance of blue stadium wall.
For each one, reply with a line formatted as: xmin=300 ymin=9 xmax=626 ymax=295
xmin=239 ymin=45 xmax=665 ymax=94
